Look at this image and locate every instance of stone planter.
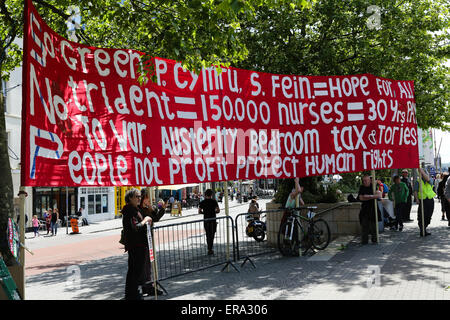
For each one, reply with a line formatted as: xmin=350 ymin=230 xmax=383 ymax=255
xmin=265 ymin=201 xmax=363 ymax=247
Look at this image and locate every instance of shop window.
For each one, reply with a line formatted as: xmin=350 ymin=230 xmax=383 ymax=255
xmin=88 ymin=195 xmax=95 ymax=215
xmin=95 ymin=194 xmax=102 ymax=214
xmin=102 ymin=194 xmax=108 ymax=213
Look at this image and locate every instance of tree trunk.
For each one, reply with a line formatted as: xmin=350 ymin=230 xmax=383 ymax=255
xmin=0 ymin=75 xmax=16 ymax=266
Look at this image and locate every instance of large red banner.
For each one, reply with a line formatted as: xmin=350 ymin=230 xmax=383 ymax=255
xmin=21 ymin=0 xmax=419 ymax=187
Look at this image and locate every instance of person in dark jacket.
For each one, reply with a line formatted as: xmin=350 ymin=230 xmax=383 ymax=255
xmin=122 ymin=188 xmax=152 ymax=300
xmin=198 ymin=189 xmax=220 ymax=255
xmin=437 ymin=173 xmax=449 ymax=221
xmin=401 ymin=169 xmax=414 ymax=221
xmin=358 ymin=174 xmax=382 ymax=244
xmin=137 ymin=188 xmax=166 ymax=296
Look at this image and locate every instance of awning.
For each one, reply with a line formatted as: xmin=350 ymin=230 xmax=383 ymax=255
xmin=157 ymin=183 xmax=200 ymax=190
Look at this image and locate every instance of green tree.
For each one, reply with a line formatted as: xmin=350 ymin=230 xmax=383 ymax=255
xmin=236 ymin=0 xmax=450 ymax=129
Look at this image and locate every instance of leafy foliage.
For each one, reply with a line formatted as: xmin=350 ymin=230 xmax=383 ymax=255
xmin=236 ymin=0 xmax=450 ymax=130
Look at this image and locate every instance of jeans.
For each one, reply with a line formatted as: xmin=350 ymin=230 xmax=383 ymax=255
xmin=50 ymin=221 xmax=58 ymax=235
xmin=394 ymin=203 xmax=405 ymax=229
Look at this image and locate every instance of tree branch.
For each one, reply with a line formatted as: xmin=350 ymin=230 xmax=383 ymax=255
xmin=32 ymin=0 xmax=69 ymax=20
xmin=32 ymin=0 xmax=92 ymax=45
xmin=0 ymin=0 xmax=19 ymax=58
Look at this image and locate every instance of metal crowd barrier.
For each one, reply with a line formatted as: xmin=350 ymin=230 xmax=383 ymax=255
xmin=152 ymin=215 xmax=238 ymax=282
xmin=150 ymin=203 xmax=352 ymax=284
xmin=234 ymin=211 xmax=277 ymax=268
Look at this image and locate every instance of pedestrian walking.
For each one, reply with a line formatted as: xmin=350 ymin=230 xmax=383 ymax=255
xmin=198 ymin=189 xmax=220 ymax=255
xmin=414 ymin=168 xmax=436 ymax=237
xmin=138 ymin=188 xmax=166 ymax=296
xmin=437 ymin=173 xmax=449 ymax=221
xmin=50 ymin=208 xmax=59 ymax=236
xmin=122 ymin=188 xmax=153 ymax=300
xmin=388 ymin=175 xmax=409 ymax=231
xmin=32 ymin=215 xmax=40 ymax=237
xmin=401 ymin=169 xmax=414 ymax=221
xmin=358 ymin=174 xmax=382 ymax=244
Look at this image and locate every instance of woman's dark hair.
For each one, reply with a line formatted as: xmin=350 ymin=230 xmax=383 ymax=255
xmin=140 ymin=188 xmax=148 ymax=205
xmin=204 ymin=189 xmax=213 ymax=197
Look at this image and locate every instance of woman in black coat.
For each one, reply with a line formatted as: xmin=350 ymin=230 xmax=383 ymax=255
xmin=137 ymin=188 xmax=166 ymax=296
xmin=122 ymin=188 xmax=152 ymax=300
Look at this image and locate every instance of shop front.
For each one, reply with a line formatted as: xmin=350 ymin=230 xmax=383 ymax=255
xmin=78 ymin=187 xmax=116 ymax=223
xmin=33 ymin=187 xmax=77 ymax=219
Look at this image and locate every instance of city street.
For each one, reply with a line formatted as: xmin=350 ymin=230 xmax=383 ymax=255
xmin=24 ymin=198 xmax=271 ymax=277
xmin=23 ymin=199 xmax=450 ymax=300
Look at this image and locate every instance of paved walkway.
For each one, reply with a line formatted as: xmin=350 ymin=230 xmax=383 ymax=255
xmin=24 ymin=200 xmax=450 ymax=300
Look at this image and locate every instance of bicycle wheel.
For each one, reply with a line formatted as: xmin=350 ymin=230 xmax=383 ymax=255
xmin=311 ymin=219 xmax=331 ymax=250
xmin=278 ymin=221 xmax=303 ymax=256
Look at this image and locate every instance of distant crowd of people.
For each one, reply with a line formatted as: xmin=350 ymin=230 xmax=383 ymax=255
xmin=354 ymin=168 xmax=450 ymax=243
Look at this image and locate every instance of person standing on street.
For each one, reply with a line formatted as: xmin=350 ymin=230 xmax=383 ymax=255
xmin=437 ymin=173 xmax=449 ymax=221
xmin=50 ymin=208 xmax=59 ymax=236
xmin=169 ymin=195 xmax=175 ymax=211
xmin=122 ymin=188 xmax=153 ymax=300
xmin=198 ymin=189 xmax=220 ymax=255
xmin=32 ymin=215 xmax=40 ymax=237
xmin=280 ymin=177 xmax=304 ymax=227
xmin=444 ymin=174 xmax=450 ymax=227
xmin=45 ymin=209 xmax=52 ymax=235
xmin=414 ymin=168 xmax=436 ymax=237
xmin=388 ymin=175 xmax=409 ymax=232
xmin=138 ymin=188 xmax=166 ymax=296
xmin=401 ymin=169 xmax=414 ymax=222
xmin=358 ymin=174 xmax=382 ymax=244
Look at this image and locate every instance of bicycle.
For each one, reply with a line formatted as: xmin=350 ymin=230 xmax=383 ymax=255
xmin=277 ymin=206 xmax=331 ymax=257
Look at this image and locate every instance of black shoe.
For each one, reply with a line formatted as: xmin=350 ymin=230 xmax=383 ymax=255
xmin=425 ymin=231 xmax=431 ymax=236
xmin=147 ymin=287 xmax=164 ymax=296
xmin=208 ymin=250 xmax=214 ymax=255
xmin=398 ymin=226 xmax=403 ymax=232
